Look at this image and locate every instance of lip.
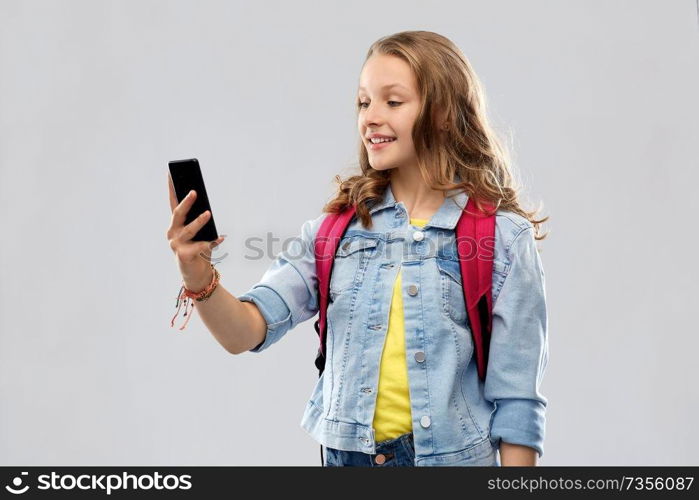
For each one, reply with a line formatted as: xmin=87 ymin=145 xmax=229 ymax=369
xmin=367 ymin=137 xmax=397 ymax=151
xmin=366 ymin=133 xmax=396 ymax=140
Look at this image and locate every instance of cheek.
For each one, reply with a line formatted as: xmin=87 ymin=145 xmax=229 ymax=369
xmin=395 ymin=127 xmax=415 ymax=146
xmin=394 ymin=135 xmax=413 ymax=151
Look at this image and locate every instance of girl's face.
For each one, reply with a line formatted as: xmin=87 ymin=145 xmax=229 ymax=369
xmin=357 ymin=54 xmax=420 ymax=173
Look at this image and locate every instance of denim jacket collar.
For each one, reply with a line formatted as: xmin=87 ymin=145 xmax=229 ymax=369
xmin=368 ymin=181 xmax=469 ymax=231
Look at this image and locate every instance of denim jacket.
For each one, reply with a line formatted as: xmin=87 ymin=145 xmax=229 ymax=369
xmin=237 ymin=184 xmax=549 ymax=465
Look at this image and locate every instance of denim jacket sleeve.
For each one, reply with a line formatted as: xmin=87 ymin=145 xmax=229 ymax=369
xmin=236 ymin=212 xmax=326 ymax=353
xmin=484 ymin=225 xmax=549 ymax=458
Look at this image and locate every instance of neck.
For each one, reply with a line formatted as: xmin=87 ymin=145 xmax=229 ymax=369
xmin=390 ymin=167 xmax=445 ymax=220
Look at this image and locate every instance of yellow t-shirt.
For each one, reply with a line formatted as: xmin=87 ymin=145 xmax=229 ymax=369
xmin=372 ymin=217 xmax=428 ymax=443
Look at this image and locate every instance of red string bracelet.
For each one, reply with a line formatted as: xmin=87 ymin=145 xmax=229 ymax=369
xmin=170 ymin=264 xmax=220 ymax=331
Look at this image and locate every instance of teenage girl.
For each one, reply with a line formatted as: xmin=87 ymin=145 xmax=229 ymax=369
xmin=166 ymin=30 xmax=549 ymax=467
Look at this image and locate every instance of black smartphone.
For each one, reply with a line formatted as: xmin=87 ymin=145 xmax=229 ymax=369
xmin=168 ymin=158 xmax=219 ymax=242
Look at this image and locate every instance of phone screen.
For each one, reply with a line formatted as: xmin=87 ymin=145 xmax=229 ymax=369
xmin=168 ymin=158 xmax=219 ymax=242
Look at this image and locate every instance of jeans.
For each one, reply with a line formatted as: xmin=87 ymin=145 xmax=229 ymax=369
xmin=323 ymin=432 xmax=502 ymax=467
xmin=323 ymin=432 xmax=416 ymax=467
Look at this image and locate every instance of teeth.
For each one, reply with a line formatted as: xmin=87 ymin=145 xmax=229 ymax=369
xmin=370 ymin=137 xmax=396 ymax=144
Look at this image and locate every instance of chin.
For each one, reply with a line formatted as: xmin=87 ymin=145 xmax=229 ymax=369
xmin=369 ymin=164 xmax=396 ymax=173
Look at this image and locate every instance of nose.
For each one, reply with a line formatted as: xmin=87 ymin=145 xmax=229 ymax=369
xmin=361 ymin=103 xmax=385 ymax=130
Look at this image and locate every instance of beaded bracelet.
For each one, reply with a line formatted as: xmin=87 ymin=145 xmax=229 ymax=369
xmin=170 ymin=264 xmax=221 ymax=331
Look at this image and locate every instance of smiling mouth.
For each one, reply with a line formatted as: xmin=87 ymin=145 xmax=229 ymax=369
xmin=367 ymin=138 xmax=397 ymax=149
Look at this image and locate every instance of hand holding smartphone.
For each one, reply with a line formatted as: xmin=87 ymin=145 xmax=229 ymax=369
xmin=168 ymin=158 xmax=219 ymax=242
xmin=167 ymin=157 xmax=226 ymax=293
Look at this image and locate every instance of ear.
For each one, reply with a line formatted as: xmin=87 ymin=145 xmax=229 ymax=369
xmin=433 ymin=106 xmax=449 ymax=131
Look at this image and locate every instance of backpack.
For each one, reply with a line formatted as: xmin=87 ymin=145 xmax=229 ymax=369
xmin=312 ymin=195 xmax=497 ymax=384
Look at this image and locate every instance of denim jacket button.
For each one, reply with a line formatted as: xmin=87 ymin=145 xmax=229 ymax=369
xmin=414 ymin=351 xmax=425 ymax=363
xmin=420 ymin=415 xmax=431 ymax=428
xmin=408 ymin=284 xmax=419 ymax=296
xmin=412 ymin=231 xmax=425 ymax=241
xmin=342 ymin=241 xmax=350 ymax=251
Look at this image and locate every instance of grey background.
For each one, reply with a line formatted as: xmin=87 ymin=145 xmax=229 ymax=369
xmin=1 ymin=0 xmax=697 ymax=466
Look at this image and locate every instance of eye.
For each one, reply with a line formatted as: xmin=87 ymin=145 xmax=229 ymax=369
xmin=357 ymin=101 xmax=402 ymax=109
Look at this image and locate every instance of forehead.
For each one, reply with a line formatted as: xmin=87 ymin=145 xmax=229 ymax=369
xmin=357 ymin=54 xmax=416 ymax=94
xmin=357 ymin=83 xmax=411 ymax=93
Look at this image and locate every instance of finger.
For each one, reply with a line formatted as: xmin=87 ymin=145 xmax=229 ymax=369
xmin=197 ymin=235 xmax=227 ymax=264
xmin=172 ymin=189 xmax=198 ymax=228
xmin=168 ymin=173 xmax=178 ymax=213
xmin=180 ymin=208 xmax=210 ymax=241
xmin=210 ymin=234 xmax=226 ymax=248
xmin=199 ymin=239 xmax=219 ymax=258
xmin=197 ymin=234 xmax=226 ymax=260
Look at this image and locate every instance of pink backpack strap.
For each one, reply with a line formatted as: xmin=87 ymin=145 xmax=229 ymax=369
xmin=456 ymin=197 xmax=497 ymax=382
xmin=313 ymin=205 xmax=357 ymax=376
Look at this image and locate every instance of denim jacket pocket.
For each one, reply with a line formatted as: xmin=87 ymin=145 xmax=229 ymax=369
xmin=491 ymin=259 xmax=509 ymax=304
xmin=329 ymin=236 xmax=379 ymax=300
xmin=436 ymin=257 xmax=467 ymax=324
xmin=437 ymin=257 xmax=510 ymax=323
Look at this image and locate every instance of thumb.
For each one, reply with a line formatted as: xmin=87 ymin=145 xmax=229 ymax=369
xmin=210 ymin=234 xmax=227 ymax=249
xmin=198 ymin=235 xmax=226 ymax=258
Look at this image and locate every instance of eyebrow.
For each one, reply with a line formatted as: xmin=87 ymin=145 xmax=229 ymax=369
xmin=357 ymin=83 xmax=411 ymax=93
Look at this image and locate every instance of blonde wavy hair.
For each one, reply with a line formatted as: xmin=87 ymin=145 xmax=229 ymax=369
xmin=322 ymin=30 xmax=549 ymax=240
